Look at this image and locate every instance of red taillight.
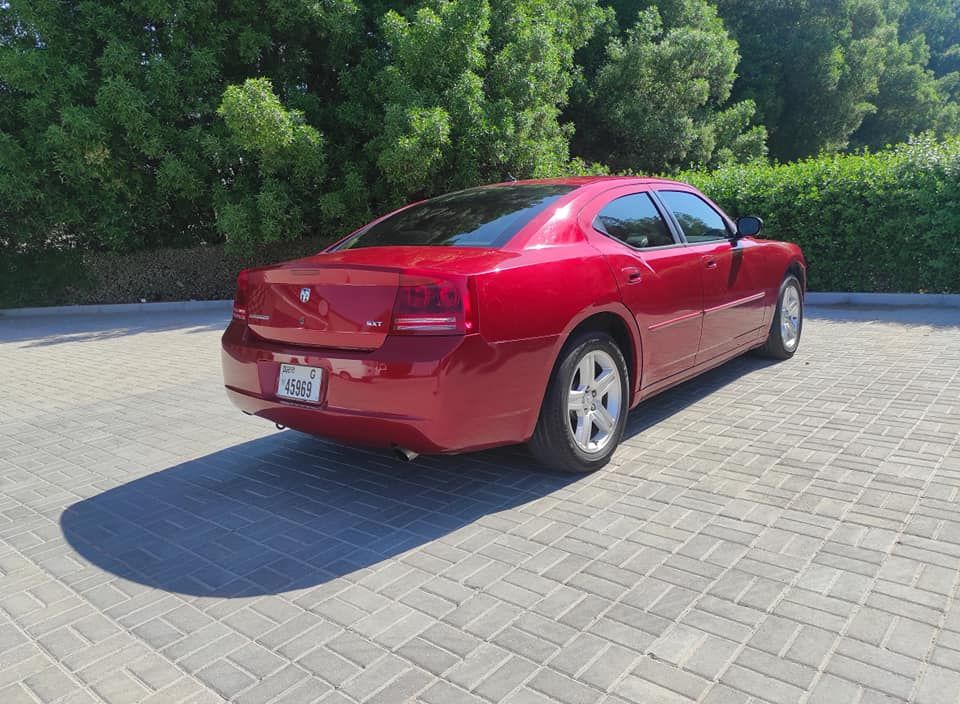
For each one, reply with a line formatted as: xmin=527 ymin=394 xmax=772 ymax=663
xmin=233 ymin=268 xmax=250 ymax=321
xmin=392 ymin=274 xmax=477 ymax=335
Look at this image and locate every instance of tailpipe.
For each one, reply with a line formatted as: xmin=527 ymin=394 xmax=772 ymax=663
xmin=393 ymin=446 xmax=419 ymax=463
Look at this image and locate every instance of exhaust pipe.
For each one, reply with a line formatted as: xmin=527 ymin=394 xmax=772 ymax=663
xmin=275 ymin=423 xmax=286 ymax=431
xmin=393 ymin=446 xmax=419 ymax=462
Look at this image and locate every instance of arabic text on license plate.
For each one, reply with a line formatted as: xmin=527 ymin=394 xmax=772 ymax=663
xmin=276 ymin=364 xmax=322 ymax=403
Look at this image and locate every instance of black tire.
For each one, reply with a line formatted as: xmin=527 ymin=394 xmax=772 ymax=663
xmin=529 ymin=331 xmax=630 ymax=473
xmin=756 ymin=274 xmax=803 ymax=359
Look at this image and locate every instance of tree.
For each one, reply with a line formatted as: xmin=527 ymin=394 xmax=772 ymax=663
xmin=4 ymin=0 xmax=960 ymax=258
xmin=900 ymin=0 xmax=960 ymax=78
xmin=216 ymin=78 xmax=326 ymax=251
xmin=715 ymin=0 xmax=960 ymax=160
xmin=714 ymin=0 xmax=891 ymax=160
xmin=568 ymin=0 xmax=766 ymax=172
xmin=353 ymin=0 xmax=605 ymax=201
xmin=852 ymin=35 xmax=960 ymax=149
xmin=0 ymin=0 xmax=362 ymax=253
xmin=0 ymin=0 xmax=609 ymax=253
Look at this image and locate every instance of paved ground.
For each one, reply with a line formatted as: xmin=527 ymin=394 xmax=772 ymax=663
xmin=1 ymin=306 xmax=959 ymax=704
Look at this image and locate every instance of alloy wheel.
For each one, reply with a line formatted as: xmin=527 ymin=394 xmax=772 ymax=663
xmin=567 ymin=349 xmax=622 ymax=453
xmin=780 ymin=284 xmax=802 ymax=351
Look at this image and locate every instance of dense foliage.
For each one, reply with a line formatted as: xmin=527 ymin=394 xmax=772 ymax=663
xmin=1 ymin=0 xmax=960 ymax=294
xmin=715 ymin=0 xmax=960 ymax=160
xmin=5 ymin=137 xmax=957 ymax=308
xmin=684 ymin=136 xmax=960 ymax=293
xmin=566 ymin=0 xmax=767 ymax=172
xmin=0 ymin=236 xmax=329 ymax=309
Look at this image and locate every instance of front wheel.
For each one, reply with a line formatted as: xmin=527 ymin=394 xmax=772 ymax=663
xmin=529 ymin=331 xmax=629 ymax=473
xmin=757 ymin=274 xmax=803 ymax=359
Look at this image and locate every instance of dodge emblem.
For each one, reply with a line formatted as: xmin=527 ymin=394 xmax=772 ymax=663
xmin=299 ymin=287 xmax=311 ymax=304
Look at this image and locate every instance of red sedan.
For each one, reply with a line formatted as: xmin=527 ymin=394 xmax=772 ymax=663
xmin=222 ymin=177 xmax=805 ymax=472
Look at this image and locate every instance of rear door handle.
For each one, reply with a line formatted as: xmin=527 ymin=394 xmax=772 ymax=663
xmin=703 ymin=257 xmax=718 ymax=269
xmin=622 ymin=267 xmax=642 ymax=284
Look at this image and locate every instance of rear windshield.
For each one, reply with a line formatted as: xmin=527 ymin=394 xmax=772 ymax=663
xmin=334 ymin=184 xmax=575 ymax=250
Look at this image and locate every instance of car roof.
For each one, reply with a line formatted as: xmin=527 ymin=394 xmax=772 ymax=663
xmin=483 ymin=175 xmax=688 ymax=189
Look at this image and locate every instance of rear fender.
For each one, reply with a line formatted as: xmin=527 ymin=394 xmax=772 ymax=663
xmin=517 ymin=300 xmax=644 ymax=444
xmin=550 ymin=302 xmax=644 ymax=407
xmin=475 ymin=246 xmax=643 ymax=440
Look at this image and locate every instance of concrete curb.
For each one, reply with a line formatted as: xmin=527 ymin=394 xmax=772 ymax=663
xmin=805 ymin=292 xmax=960 ymax=308
xmin=0 ymin=299 xmax=232 ymax=319
xmin=1 ymin=292 xmax=958 ymax=319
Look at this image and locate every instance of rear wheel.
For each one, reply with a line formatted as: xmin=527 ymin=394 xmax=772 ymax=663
xmin=757 ymin=274 xmax=803 ymax=359
xmin=529 ymin=331 xmax=629 ymax=473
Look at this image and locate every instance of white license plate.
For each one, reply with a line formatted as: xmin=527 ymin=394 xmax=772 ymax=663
xmin=276 ymin=364 xmax=322 ymax=403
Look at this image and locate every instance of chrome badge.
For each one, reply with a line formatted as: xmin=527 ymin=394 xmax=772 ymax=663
xmin=299 ymin=287 xmax=311 ymax=304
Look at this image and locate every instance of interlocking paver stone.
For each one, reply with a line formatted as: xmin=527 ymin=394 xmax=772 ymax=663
xmin=2 ymin=305 xmax=960 ymax=703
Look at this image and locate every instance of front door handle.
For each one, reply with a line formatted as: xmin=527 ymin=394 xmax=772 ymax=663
xmin=622 ymin=267 xmax=642 ymax=284
xmin=703 ymin=257 xmax=718 ymax=270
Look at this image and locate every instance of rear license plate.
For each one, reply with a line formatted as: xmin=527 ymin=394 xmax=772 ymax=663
xmin=276 ymin=364 xmax=322 ymax=403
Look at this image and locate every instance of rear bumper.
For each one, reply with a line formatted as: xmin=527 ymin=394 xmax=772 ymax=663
xmin=221 ymin=321 xmax=559 ymax=454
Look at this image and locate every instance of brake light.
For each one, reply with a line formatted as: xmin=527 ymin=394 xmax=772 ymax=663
xmin=392 ymin=274 xmax=477 ymax=335
xmin=233 ymin=269 xmax=250 ymax=321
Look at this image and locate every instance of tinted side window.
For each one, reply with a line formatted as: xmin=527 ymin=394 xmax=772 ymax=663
xmin=594 ymin=193 xmax=675 ymax=249
xmin=657 ymin=190 xmax=730 ymax=243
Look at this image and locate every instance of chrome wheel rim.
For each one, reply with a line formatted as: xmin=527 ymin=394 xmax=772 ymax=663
xmin=567 ymin=350 xmax=622 ymax=454
xmin=780 ymin=284 xmax=802 ymax=351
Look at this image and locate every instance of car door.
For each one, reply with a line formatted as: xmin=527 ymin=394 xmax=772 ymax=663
xmin=581 ymin=188 xmax=703 ymax=386
xmin=655 ymin=189 xmax=767 ymax=363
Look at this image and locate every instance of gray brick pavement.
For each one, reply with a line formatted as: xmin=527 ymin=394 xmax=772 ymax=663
xmin=1 ymin=306 xmax=959 ymax=703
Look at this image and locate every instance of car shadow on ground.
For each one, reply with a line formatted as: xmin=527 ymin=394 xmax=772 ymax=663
xmin=60 ymin=434 xmax=578 ymax=598
xmin=60 ymin=351 xmax=780 ymax=599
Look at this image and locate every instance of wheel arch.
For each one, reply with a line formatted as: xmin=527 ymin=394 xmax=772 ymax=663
xmin=543 ymin=304 xmax=644 ymax=411
xmin=786 ymin=258 xmax=806 ymax=292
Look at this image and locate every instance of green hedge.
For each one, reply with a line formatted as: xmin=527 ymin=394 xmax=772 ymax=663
xmin=4 ymin=137 xmax=960 ymax=309
xmin=683 ymin=137 xmax=960 ymax=293
xmin=0 ymin=237 xmax=330 ymax=309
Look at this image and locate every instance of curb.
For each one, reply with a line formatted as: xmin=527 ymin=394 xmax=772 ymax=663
xmin=805 ymin=292 xmax=960 ymax=308
xmin=0 ymin=299 xmax=232 ymax=319
xmin=1 ymin=292 xmax=958 ymax=319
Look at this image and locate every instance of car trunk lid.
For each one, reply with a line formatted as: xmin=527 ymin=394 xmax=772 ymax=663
xmin=245 ymin=265 xmax=399 ymax=350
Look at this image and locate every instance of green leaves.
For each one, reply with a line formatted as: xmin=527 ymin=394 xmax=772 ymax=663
xmin=365 ymin=0 xmax=599 ymax=198
xmin=377 ymin=105 xmax=452 ymax=191
xmin=216 ymin=78 xmax=326 ymax=251
xmin=218 ymin=78 xmax=325 ymax=171
xmin=684 ymin=136 xmax=960 ymax=293
xmin=1 ymin=0 xmax=959 ymax=262
xmin=368 ymin=0 xmax=489 ymax=196
xmin=714 ymin=0 xmax=960 ymax=160
xmin=570 ymin=0 xmax=764 ymax=172
xmin=0 ymin=0 xmax=362 ymax=253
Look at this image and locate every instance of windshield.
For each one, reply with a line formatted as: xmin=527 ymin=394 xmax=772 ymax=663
xmin=334 ymin=184 xmax=575 ymax=250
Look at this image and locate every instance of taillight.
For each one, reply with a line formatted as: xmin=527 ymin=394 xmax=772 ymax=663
xmin=392 ymin=274 xmax=477 ymax=335
xmin=233 ymin=269 xmax=250 ymax=321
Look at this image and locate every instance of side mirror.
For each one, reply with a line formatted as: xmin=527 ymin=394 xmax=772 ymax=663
xmin=735 ymin=216 xmax=763 ymax=238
